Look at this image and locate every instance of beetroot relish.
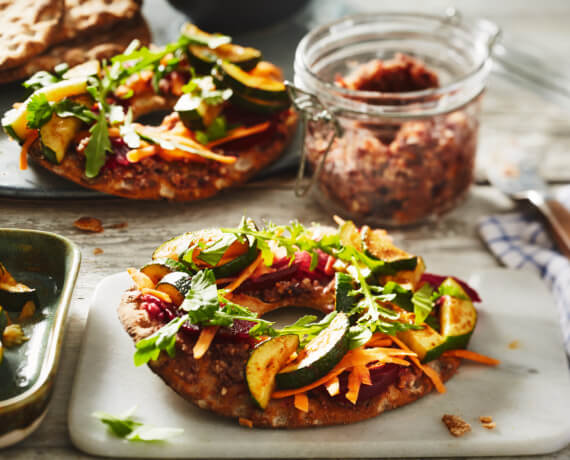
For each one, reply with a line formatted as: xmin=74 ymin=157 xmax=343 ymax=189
xmin=238 ymin=250 xmax=335 ymax=292
xmin=139 ymin=294 xmax=256 ymax=344
xmin=103 ymin=137 xmax=131 ymax=170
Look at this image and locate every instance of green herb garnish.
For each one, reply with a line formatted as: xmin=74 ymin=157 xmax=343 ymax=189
xmin=93 ymin=407 xmax=183 ymax=442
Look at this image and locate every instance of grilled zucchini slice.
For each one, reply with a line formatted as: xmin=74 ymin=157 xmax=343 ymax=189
xmin=275 ymin=313 xmax=350 ymax=390
xmin=246 ymin=335 xmax=300 ymax=409
xmin=155 ymin=272 xmax=193 ymax=306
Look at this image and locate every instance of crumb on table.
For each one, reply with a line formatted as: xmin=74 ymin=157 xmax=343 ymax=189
xmin=93 ymin=247 xmax=104 ymax=255
xmin=480 ymin=415 xmax=496 ymax=429
xmin=74 ymin=217 xmax=103 ymax=233
xmin=442 ymin=414 xmax=471 ymax=437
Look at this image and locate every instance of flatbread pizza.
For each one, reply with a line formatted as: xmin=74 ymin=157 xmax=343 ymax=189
xmin=118 ymin=217 xmax=498 ymax=428
xmin=2 ymin=24 xmax=296 ymax=200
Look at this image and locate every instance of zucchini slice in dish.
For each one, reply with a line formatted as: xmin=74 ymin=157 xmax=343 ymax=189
xmin=0 ymin=263 xmax=39 ymax=312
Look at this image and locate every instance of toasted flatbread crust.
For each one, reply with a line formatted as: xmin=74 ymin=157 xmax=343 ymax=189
xmin=0 ymin=13 xmax=151 ymax=84
xmin=118 ymin=288 xmax=460 ymax=428
xmin=27 ymin=108 xmax=297 ymax=200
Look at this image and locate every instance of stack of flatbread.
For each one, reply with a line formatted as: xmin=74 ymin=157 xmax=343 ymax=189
xmin=0 ymin=0 xmax=151 ymax=84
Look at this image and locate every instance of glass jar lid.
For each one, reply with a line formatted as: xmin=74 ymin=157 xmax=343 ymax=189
xmin=293 ymin=10 xmax=499 ymax=118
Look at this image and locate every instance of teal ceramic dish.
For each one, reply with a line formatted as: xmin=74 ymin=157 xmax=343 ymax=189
xmin=0 ymin=229 xmax=80 ymax=448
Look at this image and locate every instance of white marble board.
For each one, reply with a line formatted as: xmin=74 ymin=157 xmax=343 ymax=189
xmin=68 ymin=268 xmax=570 ymax=458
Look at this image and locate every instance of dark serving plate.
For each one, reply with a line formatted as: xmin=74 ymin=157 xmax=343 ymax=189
xmin=0 ymin=229 xmax=80 ymax=447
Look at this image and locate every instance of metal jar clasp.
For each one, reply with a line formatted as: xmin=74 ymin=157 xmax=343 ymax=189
xmin=285 ymin=82 xmax=343 ymax=197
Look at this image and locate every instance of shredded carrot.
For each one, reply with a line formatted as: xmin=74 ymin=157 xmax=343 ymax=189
xmin=345 ymin=368 xmax=361 ymax=404
xmin=140 ymin=288 xmax=172 ymax=304
xmin=294 ymin=393 xmax=309 ymax=412
xmin=225 ymin=253 xmax=264 ymax=292
xmin=272 ymin=346 xmax=412 ymax=399
xmin=127 ymin=145 xmax=158 ymax=163
xmin=193 ymin=326 xmax=219 ymax=359
xmin=19 ymin=132 xmax=38 ymax=170
xmin=206 ymin=122 xmax=271 ymax=148
xmin=136 ymin=126 xmax=237 ymax=164
xmin=366 ymin=333 xmax=393 ymax=348
xmin=238 ymin=417 xmax=253 ymax=428
xmin=324 ymin=376 xmax=340 ymax=396
xmin=442 ymin=349 xmax=501 ymax=366
xmin=392 ymin=336 xmax=447 ymax=394
xmin=127 ymin=268 xmax=154 ymax=290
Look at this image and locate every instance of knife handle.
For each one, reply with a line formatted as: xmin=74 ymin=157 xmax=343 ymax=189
xmin=541 ymin=198 xmax=570 ymax=258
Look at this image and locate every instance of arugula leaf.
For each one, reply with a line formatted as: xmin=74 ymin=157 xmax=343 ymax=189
xmin=411 ymin=283 xmax=434 ymax=326
xmin=180 ymin=269 xmax=219 ymax=323
xmin=196 ymin=233 xmax=237 ymax=266
xmin=93 ymin=407 xmax=183 ymax=442
xmin=84 ymin=111 xmax=112 ymax=178
xmin=134 ymin=315 xmax=187 ymax=366
xmin=26 ymin=93 xmax=54 ymax=129
xmin=275 ymin=312 xmax=337 ymax=346
xmin=23 ymin=71 xmax=61 ymax=91
xmin=347 ymin=324 xmax=373 ymax=349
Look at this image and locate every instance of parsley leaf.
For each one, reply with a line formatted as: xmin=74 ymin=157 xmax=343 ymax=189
xmin=134 ymin=315 xmax=187 ymax=366
xmin=93 ymin=407 xmax=183 ymax=442
xmin=411 ymin=283 xmax=434 ymax=325
xmin=84 ymin=111 xmax=112 ymax=179
xmin=434 ymin=278 xmax=470 ymax=301
xmin=26 ymin=93 xmax=54 ymax=129
xmin=196 ymin=233 xmax=237 ymax=266
xmin=180 ymin=269 xmax=219 ymax=323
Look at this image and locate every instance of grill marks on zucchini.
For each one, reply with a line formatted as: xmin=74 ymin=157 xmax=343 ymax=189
xmin=246 ymin=335 xmax=300 ymax=409
xmin=275 ymin=313 xmax=350 ymax=390
xmin=216 ymin=61 xmax=288 ymax=102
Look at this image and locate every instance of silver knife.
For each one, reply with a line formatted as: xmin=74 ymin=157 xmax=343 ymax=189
xmin=487 ymin=149 xmax=570 ymax=258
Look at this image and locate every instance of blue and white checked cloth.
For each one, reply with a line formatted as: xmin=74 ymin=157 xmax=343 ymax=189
xmin=478 ymin=186 xmax=570 ymax=356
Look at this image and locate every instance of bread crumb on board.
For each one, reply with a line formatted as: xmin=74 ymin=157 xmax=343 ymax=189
xmin=238 ymin=417 xmax=253 ymax=428
xmin=480 ymin=415 xmax=496 ymax=429
xmin=74 ymin=217 xmax=103 ymax=233
xmin=93 ymin=247 xmax=104 ymax=255
xmin=508 ymin=340 xmax=520 ymax=349
xmin=442 ymin=414 xmax=471 ymax=437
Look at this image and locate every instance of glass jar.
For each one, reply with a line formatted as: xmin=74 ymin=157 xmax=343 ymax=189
xmin=291 ymin=11 xmax=500 ymax=226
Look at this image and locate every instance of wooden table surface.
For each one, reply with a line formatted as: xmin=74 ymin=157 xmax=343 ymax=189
xmin=1 ymin=0 xmax=569 ymax=458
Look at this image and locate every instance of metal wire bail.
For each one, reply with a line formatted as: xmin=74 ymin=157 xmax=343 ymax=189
xmin=285 ymin=82 xmax=342 ymax=197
